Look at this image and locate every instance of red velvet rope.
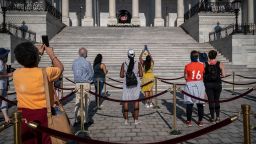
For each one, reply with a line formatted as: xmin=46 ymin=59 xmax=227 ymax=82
xmin=160 ymin=80 xmax=186 ymax=86
xmin=55 ymin=86 xmax=75 ymax=91
xmin=154 ymin=116 xmax=236 ymax=144
xmin=89 ymin=90 xmax=168 ymax=103
xmin=104 ymin=82 xmax=123 ymax=89
xmin=221 ymin=80 xmax=256 ymax=85
xmin=221 ymin=74 xmax=232 ymax=78
xmin=65 ymin=77 xmax=75 ymax=84
xmin=104 ymin=80 xmax=154 ymax=89
xmin=0 ymin=96 xmax=17 ymax=105
xmin=181 ymin=88 xmax=254 ymax=103
xmin=59 ymin=91 xmax=77 ymax=103
xmin=157 ymin=76 xmax=184 ymax=81
xmin=235 ymin=74 xmax=256 ymax=79
xmin=27 ymin=116 xmax=237 ymax=144
xmin=107 ymin=77 xmax=123 ymax=84
xmin=7 ymin=92 xmax=16 ymax=95
xmin=141 ymin=80 xmax=154 ymax=87
xmin=0 ymin=90 xmax=76 ymax=106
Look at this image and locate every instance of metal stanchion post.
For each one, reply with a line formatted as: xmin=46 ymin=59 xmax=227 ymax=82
xmin=232 ymin=72 xmax=235 ymax=95
xmin=170 ymin=84 xmax=181 ymax=135
xmin=84 ymin=91 xmax=88 ymax=127
xmin=13 ymin=112 xmax=22 ymax=144
xmin=154 ymin=77 xmax=160 ymax=109
xmin=97 ymin=78 xmax=101 ymax=110
xmin=242 ymin=104 xmax=251 ymax=144
xmin=75 ymin=85 xmax=88 ymax=136
xmin=61 ymin=75 xmax=64 ymax=98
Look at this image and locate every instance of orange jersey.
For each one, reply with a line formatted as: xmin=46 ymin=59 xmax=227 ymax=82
xmin=185 ymin=62 xmax=205 ymax=82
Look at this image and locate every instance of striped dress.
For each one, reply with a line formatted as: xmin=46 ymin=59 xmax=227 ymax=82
xmin=122 ymin=59 xmax=141 ymax=101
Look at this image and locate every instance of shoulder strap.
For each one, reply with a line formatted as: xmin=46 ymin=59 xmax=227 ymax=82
xmin=42 ymin=68 xmax=52 ymax=115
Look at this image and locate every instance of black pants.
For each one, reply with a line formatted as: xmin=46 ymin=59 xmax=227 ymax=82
xmin=205 ymin=82 xmax=222 ymax=119
xmin=186 ymin=103 xmax=204 ymax=121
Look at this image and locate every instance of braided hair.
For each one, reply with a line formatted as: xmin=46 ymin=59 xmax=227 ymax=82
xmin=127 ymin=56 xmax=134 ymax=73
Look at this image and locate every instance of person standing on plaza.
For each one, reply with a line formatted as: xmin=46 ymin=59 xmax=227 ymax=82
xmin=184 ymin=50 xmax=205 ymax=127
xmin=0 ymin=48 xmax=12 ymax=124
xmin=120 ymin=49 xmax=143 ymax=125
xmin=13 ymin=42 xmax=63 ymax=144
xmin=139 ymin=48 xmax=155 ymax=108
xmin=204 ymin=50 xmax=225 ymax=122
xmin=72 ymin=48 xmax=94 ymax=125
xmin=93 ymin=54 xmax=108 ymax=107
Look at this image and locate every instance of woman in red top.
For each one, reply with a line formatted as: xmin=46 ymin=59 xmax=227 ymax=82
xmin=184 ymin=50 xmax=205 ymax=127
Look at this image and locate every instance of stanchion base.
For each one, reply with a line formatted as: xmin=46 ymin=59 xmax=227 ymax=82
xmin=170 ymin=129 xmax=182 ymax=135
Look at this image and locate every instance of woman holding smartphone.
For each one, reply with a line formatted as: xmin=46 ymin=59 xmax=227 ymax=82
xmin=140 ymin=46 xmax=155 ymax=108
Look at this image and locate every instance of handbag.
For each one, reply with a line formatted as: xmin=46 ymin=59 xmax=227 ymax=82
xmin=42 ymin=68 xmax=72 ymax=144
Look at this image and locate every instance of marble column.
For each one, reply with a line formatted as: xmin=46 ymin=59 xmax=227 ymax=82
xmin=84 ymin=0 xmax=94 ymax=26
xmin=176 ymin=0 xmax=184 ymax=26
xmin=154 ymin=0 xmax=164 ymax=26
xmin=248 ymin=0 xmax=254 ymax=23
xmin=131 ymin=0 xmax=140 ymax=25
xmin=108 ymin=0 xmax=117 ymax=25
xmin=62 ymin=0 xmax=70 ymax=26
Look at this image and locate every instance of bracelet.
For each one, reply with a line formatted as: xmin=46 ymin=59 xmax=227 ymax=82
xmin=51 ymin=56 xmax=58 ymax=61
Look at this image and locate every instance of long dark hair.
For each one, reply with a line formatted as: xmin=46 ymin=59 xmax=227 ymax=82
xmin=127 ymin=56 xmax=134 ymax=73
xmin=144 ymin=55 xmax=151 ymax=72
xmin=93 ymin=54 xmax=102 ymax=67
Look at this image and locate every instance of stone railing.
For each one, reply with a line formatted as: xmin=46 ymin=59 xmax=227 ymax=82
xmin=6 ymin=0 xmax=61 ymax=20
xmin=6 ymin=23 xmax=37 ymax=42
xmin=209 ymin=23 xmax=256 ymax=41
xmin=185 ymin=1 xmax=234 ymax=21
xmin=107 ymin=23 xmax=140 ymax=27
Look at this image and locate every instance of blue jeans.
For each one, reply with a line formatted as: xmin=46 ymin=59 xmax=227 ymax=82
xmin=93 ymin=78 xmax=105 ymax=96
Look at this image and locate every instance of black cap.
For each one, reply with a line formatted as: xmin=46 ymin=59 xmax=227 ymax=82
xmin=0 ymin=48 xmax=10 ymax=58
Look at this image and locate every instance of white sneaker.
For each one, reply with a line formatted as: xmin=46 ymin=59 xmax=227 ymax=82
xmin=149 ymin=103 xmax=154 ymax=108
xmin=134 ymin=120 xmax=142 ymax=125
xmin=124 ymin=120 xmax=128 ymax=125
xmin=145 ymin=104 xmax=150 ymax=108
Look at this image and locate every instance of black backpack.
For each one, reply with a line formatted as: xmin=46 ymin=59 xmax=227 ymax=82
xmin=204 ymin=62 xmax=221 ymax=82
xmin=125 ymin=62 xmax=138 ymax=87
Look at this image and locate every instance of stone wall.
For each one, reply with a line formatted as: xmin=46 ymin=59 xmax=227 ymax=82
xmin=4 ymin=11 xmax=65 ymax=42
xmin=232 ymin=35 xmax=256 ymax=67
xmin=181 ymin=15 xmax=199 ymax=41
xmin=181 ymin=13 xmax=235 ymax=43
xmin=209 ymin=34 xmax=256 ymax=68
xmin=210 ymin=36 xmax=232 ymax=61
xmin=0 ymin=33 xmax=29 ymax=64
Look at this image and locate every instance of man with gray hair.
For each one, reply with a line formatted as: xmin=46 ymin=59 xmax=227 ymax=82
xmin=72 ymin=47 xmax=93 ymax=126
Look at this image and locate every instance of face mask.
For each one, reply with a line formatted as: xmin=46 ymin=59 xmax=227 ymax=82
xmin=191 ymin=57 xmax=198 ymax=62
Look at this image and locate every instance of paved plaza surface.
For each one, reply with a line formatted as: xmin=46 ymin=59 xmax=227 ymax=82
xmin=1 ymin=87 xmax=256 ymax=144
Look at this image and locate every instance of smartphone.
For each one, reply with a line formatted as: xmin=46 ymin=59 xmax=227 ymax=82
xmin=144 ymin=45 xmax=148 ymax=51
xmin=42 ymin=35 xmax=49 ymax=47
